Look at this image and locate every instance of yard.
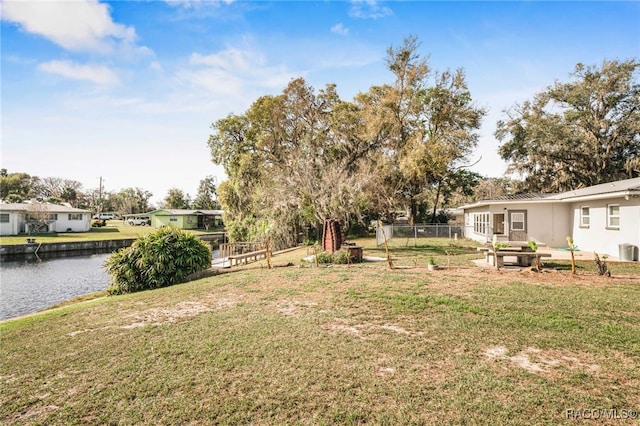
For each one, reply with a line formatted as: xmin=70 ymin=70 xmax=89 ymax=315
xmin=1 ymin=239 xmax=639 ymax=424
xmin=0 ymin=221 xmax=219 ymax=245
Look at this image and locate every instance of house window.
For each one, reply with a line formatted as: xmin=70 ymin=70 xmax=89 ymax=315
xmin=0 ymin=213 xmax=9 ymax=223
xmin=169 ymin=216 xmax=178 ymax=222
xmin=47 ymin=214 xmax=58 ymax=221
xmin=68 ymin=213 xmax=83 ymax=220
xmin=607 ymin=205 xmax=620 ymax=229
xmin=580 ymin=207 xmax=590 ymax=228
xmin=473 ymin=213 xmax=489 ymax=235
xmin=511 ymin=212 xmax=525 ymax=231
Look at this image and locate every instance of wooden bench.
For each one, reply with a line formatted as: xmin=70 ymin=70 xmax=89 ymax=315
xmin=228 ymin=249 xmax=268 ymax=267
xmin=485 ymin=250 xmax=552 ymax=267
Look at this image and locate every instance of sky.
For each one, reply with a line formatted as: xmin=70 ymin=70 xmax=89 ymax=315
xmin=2 ymin=0 xmax=639 ymax=205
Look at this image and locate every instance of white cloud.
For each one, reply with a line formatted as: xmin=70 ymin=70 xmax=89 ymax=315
xmin=1 ymin=0 xmax=137 ymax=54
xmin=38 ymin=60 xmax=120 ymax=86
xmin=190 ymin=48 xmax=254 ymax=71
xmin=150 ymin=61 xmax=164 ymax=72
xmin=331 ymin=23 xmax=349 ymax=36
xmin=349 ymin=0 xmax=392 ymax=19
xmin=181 ymin=45 xmax=296 ymax=97
xmin=163 ymin=0 xmax=235 ymax=8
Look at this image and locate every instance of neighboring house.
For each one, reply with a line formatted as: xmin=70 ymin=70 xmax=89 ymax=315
xmin=0 ymin=202 xmax=92 ymax=235
xmin=149 ymin=209 xmax=223 ymax=230
xmin=445 ymin=208 xmax=464 ymax=224
xmin=460 ymin=177 xmax=640 ymax=259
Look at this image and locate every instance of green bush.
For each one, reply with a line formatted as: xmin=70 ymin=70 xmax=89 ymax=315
xmin=332 ymin=250 xmax=352 ymax=264
xmin=316 ymin=251 xmax=334 ymax=264
xmin=104 ymin=226 xmax=211 ymax=295
xmin=316 ymin=250 xmax=355 ymax=265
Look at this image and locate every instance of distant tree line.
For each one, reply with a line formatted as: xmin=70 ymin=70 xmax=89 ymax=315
xmin=0 ymin=169 xmax=220 ymax=215
xmin=208 ymin=36 xmax=639 ymax=248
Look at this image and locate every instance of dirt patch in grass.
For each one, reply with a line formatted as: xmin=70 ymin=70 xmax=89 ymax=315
xmin=431 ymin=264 xmax=639 ymax=288
xmin=121 ymin=300 xmax=213 ymax=328
xmin=483 ymin=345 xmax=601 ymax=375
xmin=275 ymin=300 xmax=319 ymax=316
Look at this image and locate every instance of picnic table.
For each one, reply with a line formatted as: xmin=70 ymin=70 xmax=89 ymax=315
xmin=477 ymin=241 xmax=550 ymax=267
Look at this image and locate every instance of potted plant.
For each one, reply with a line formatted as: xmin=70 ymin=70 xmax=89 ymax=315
xmin=427 ymin=256 xmax=438 ymax=271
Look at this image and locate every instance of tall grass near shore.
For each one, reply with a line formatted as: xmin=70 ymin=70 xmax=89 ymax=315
xmin=1 ymin=242 xmax=639 ymax=425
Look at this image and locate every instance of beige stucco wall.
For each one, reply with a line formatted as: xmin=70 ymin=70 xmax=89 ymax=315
xmin=463 ymin=202 xmax=571 ymax=247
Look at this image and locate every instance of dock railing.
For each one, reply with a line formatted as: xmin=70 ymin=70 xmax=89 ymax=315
xmin=218 ymin=242 xmax=265 ymax=258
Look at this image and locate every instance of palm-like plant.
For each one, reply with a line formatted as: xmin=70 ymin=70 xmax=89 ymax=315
xmin=105 ymin=226 xmax=211 ymax=294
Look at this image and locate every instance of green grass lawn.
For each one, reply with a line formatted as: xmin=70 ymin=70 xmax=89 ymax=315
xmin=0 ymin=222 xmax=222 ymax=245
xmin=1 ymin=239 xmax=639 ymax=425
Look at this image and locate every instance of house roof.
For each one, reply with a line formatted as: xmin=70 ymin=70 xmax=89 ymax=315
xmin=459 ymin=177 xmax=640 ymax=210
xmin=148 ymin=209 xmax=223 ymax=216
xmin=0 ymin=202 xmax=90 ymax=213
xmin=550 ymin=177 xmax=640 ymax=201
xmin=458 ymin=193 xmax=556 ymax=209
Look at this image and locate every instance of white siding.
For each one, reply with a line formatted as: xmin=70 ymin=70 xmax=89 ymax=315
xmin=53 ymin=213 xmax=91 ymax=233
xmin=570 ymin=197 xmax=640 ymax=257
xmin=0 ymin=212 xmax=22 ymax=236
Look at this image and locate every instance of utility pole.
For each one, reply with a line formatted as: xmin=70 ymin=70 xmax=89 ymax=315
xmin=97 ymin=176 xmax=103 ymax=216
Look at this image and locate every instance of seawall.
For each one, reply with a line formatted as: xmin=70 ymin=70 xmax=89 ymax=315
xmin=0 ymin=239 xmax=136 ymax=259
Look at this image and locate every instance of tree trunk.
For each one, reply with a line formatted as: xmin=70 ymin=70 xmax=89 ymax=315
xmin=431 ymin=179 xmax=443 ymax=223
xmin=409 ymin=199 xmax=417 ymax=226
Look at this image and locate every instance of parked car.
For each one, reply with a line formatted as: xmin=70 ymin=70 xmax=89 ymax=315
xmin=127 ymin=217 xmax=150 ymax=226
xmin=93 ymin=213 xmax=116 ymax=220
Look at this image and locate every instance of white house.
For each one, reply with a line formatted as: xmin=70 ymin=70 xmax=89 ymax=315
xmin=0 ymin=202 xmax=92 ymax=236
xmin=460 ymin=177 xmax=640 ymax=260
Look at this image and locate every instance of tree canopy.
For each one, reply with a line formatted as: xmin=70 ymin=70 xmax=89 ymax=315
xmin=163 ymin=188 xmax=191 ymax=210
xmin=192 ymin=176 xmax=220 ymax=210
xmin=496 ymin=59 xmax=640 ymax=192
xmin=208 ymin=36 xmax=486 ymax=245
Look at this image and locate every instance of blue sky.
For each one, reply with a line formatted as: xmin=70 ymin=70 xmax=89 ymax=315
xmin=2 ymin=1 xmax=639 ymax=205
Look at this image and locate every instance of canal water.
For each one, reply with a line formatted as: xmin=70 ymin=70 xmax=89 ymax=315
xmin=0 ymin=249 xmax=221 ymax=321
xmin=0 ymin=253 xmax=111 ymax=321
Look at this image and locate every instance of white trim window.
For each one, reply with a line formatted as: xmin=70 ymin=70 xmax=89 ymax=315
xmin=580 ymin=206 xmax=590 ymax=228
xmin=607 ymin=205 xmax=620 ymax=229
xmin=68 ymin=213 xmax=83 ymax=220
xmin=169 ymin=216 xmax=178 ymax=222
xmin=0 ymin=213 xmax=9 ymax=223
xmin=473 ymin=213 xmax=489 ymax=235
xmin=510 ymin=212 xmax=525 ymax=231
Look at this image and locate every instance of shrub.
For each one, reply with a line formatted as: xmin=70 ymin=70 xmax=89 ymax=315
xmin=332 ymin=250 xmax=352 ymax=264
xmin=316 ymin=251 xmax=334 ymax=264
xmin=315 ymin=250 xmax=355 ymax=265
xmin=104 ymin=226 xmax=211 ymax=295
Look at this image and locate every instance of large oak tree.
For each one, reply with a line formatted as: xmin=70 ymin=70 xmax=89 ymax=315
xmin=358 ymin=36 xmax=486 ymax=224
xmin=496 ymin=59 xmax=640 ymax=192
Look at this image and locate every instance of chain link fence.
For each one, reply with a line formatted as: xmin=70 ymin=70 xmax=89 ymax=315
xmin=376 ymin=224 xmax=465 ymax=246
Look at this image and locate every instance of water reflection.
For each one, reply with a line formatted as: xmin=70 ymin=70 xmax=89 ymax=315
xmin=0 ymin=248 xmax=220 ymax=320
xmin=0 ymin=254 xmax=110 ymax=320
